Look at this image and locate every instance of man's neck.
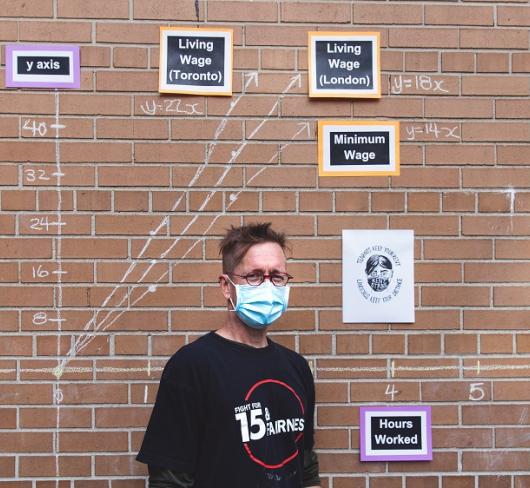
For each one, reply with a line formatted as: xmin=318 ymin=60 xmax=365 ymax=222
xmin=216 ymin=315 xmax=268 ymax=348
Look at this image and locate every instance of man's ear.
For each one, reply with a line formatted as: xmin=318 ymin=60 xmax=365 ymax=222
xmin=219 ymin=274 xmax=232 ymax=300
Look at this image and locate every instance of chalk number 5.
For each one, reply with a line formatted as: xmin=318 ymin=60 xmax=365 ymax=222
xmin=469 ymin=382 xmax=485 ymax=401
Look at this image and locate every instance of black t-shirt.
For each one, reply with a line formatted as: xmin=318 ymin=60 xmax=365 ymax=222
xmin=137 ymin=332 xmax=316 ymax=488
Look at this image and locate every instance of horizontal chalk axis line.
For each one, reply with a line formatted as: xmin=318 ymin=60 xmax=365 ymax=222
xmin=2 ymin=363 xmax=530 ymax=377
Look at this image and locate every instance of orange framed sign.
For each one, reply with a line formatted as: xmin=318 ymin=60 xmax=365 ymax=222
xmin=308 ymin=31 xmax=381 ymax=98
xmin=159 ymin=27 xmax=233 ymax=96
xmin=318 ymin=120 xmax=400 ymax=176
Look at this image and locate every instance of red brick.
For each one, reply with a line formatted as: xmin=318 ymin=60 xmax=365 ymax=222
xmin=354 ymin=4 xmax=421 ymax=24
xmin=98 ymin=166 xmax=170 ymax=187
xmin=0 ymin=433 xmax=52 ymax=452
xmin=425 ymin=98 xmax=493 ymax=118
xmin=479 ymin=476 xmax=511 ymax=488
xmin=465 ymin=262 xmax=530 ymax=282
xmin=498 ymin=145 xmax=530 ymax=165
xmin=19 ymin=21 xmax=92 ymax=42
xmin=463 ymin=123 xmax=530 ymax=142
xmin=389 ymin=28 xmax=458 ymax=48
xmin=425 ymin=5 xmax=493 ymax=25
xmin=498 ymin=6 xmax=530 ymax=26
xmin=80 ymin=46 xmax=111 ymax=67
xmin=96 ymin=71 xmax=158 ymax=92
xmin=480 ymin=333 xmax=513 ymax=354
xmin=209 ymin=1 xmax=277 ymax=21
xmin=461 ymin=28 xmax=528 ymax=48
xmin=390 ymin=216 xmax=459 ymax=236
xmin=494 ymin=286 xmax=530 ymax=306
xmin=513 ymin=53 xmax=530 ymax=73
xmin=133 ymin=0 xmax=202 ymax=20
xmin=245 ymin=25 xmax=309 ymax=47
xmin=463 ymin=451 xmax=530 ymax=471
xmin=441 ymin=476 xmax=475 ymax=488
xmin=282 ymin=2 xmax=350 ymax=23
xmin=61 ymin=94 xmax=131 ymax=116
xmin=0 ymin=20 xmax=17 ymax=40
xmin=137 ymin=143 xmax=205 ymax=163
xmin=0 ymin=0 xmax=53 ymax=16
xmin=422 ymin=286 xmax=490 ymax=306
xmin=496 ymin=240 xmax=530 ymax=259
xmin=442 ymin=52 xmax=475 ymax=72
xmin=58 ymin=0 xmax=128 ymax=18
xmin=96 ymin=22 xmax=159 ymax=44
xmin=462 ymin=216 xmax=530 ymax=236
xmin=424 ymin=239 xmax=492 ymax=260
xmin=462 ymin=76 xmax=529 ymax=96
xmin=408 ymin=192 xmax=440 ymax=212
xmin=444 ymin=334 xmax=478 ymax=355
xmin=477 ymin=53 xmax=510 ymax=73
xmin=465 ymin=310 xmax=530 ymax=330
xmin=114 ymin=191 xmax=149 ymax=212
xmin=261 ymin=49 xmax=296 ymax=71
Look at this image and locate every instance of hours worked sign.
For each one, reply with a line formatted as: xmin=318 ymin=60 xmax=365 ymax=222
xmin=360 ymin=406 xmax=432 ymax=461
xmin=318 ymin=120 xmax=400 ymax=176
xmin=308 ymin=32 xmax=380 ymax=98
xmin=5 ymin=44 xmax=80 ymax=89
xmin=159 ymin=27 xmax=232 ymax=96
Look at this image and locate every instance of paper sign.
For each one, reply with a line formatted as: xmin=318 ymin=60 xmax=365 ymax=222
xmin=342 ymin=230 xmax=414 ymax=323
xmin=308 ymin=31 xmax=380 ymax=98
xmin=159 ymin=27 xmax=232 ymax=96
xmin=319 ymin=120 xmax=400 ymax=176
xmin=360 ymin=406 xmax=432 ymax=461
xmin=5 ymin=44 xmax=80 ymax=89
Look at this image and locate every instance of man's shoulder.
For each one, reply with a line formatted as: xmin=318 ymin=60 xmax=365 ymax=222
xmin=270 ymin=338 xmax=310 ymax=369
xmin=162 ymin=332 xmax=216 ymax=376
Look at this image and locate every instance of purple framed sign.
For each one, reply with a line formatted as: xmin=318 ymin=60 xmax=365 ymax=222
xmin=360 ymin=406 xmax=432 ymax=462
xmin=5 ymin=44 xmax=80 ymax=89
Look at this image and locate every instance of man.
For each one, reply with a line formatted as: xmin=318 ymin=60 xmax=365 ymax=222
xmin=137 ymin=222 xmax=321 ymax=488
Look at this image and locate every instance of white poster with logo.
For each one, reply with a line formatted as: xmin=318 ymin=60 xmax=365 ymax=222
xmin=342 ymin=230 xmax=414 ymax=323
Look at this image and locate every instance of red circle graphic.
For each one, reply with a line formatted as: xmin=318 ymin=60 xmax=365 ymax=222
xmin=243 ymin=378 xmax=305 ymax=469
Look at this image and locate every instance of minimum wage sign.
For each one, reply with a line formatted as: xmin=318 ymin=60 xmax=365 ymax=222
xmin=318 ymin=120 xmax=400 ymax=176
xmin=159 ymin=27 xmax=233 ymax=96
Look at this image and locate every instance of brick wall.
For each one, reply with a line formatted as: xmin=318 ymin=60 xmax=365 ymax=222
xmin=1 ymin=0 xmax=529 ymax=486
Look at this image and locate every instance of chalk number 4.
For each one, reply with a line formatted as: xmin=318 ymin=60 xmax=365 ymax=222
xmin=385 ymin=384 xmax=399 ymax=401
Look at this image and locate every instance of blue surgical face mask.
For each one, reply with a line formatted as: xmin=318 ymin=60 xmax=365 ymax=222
xmin=228 ymin=278 xmax=290 ymax=330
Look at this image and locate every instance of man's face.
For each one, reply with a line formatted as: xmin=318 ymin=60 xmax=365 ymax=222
xmin=221 ymin=242 xmax=287 ymax=300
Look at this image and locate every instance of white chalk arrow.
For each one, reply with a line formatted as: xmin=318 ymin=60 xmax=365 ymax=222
xmin=244 ymin=71 xmax=259 ymax=89
xmin=292 ymin=122 xmax=311 ymax=140
xmin=285 ymin=73 xmax=302 ymax=92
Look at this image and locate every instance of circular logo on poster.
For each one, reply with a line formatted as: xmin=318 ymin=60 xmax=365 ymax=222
xmin=356 ymin=245 xmax=403 ymax=305
xmin=233 ymin=379 xmax=305 ymax=469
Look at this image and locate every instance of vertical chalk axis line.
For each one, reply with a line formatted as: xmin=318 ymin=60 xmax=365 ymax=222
xmin=53 ymin=89 xmax=63 ymax=487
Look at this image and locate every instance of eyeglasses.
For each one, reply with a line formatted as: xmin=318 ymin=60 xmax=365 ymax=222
xmin=230 ymin=271 xmax=293 ymax=287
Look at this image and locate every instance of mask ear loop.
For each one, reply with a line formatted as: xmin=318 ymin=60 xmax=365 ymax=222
xmin=222 ymin=274 xmax=237 ymax=312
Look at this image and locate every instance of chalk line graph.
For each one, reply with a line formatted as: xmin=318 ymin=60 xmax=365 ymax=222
xmin=52 ymin=71 xmax=306 ymax=379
